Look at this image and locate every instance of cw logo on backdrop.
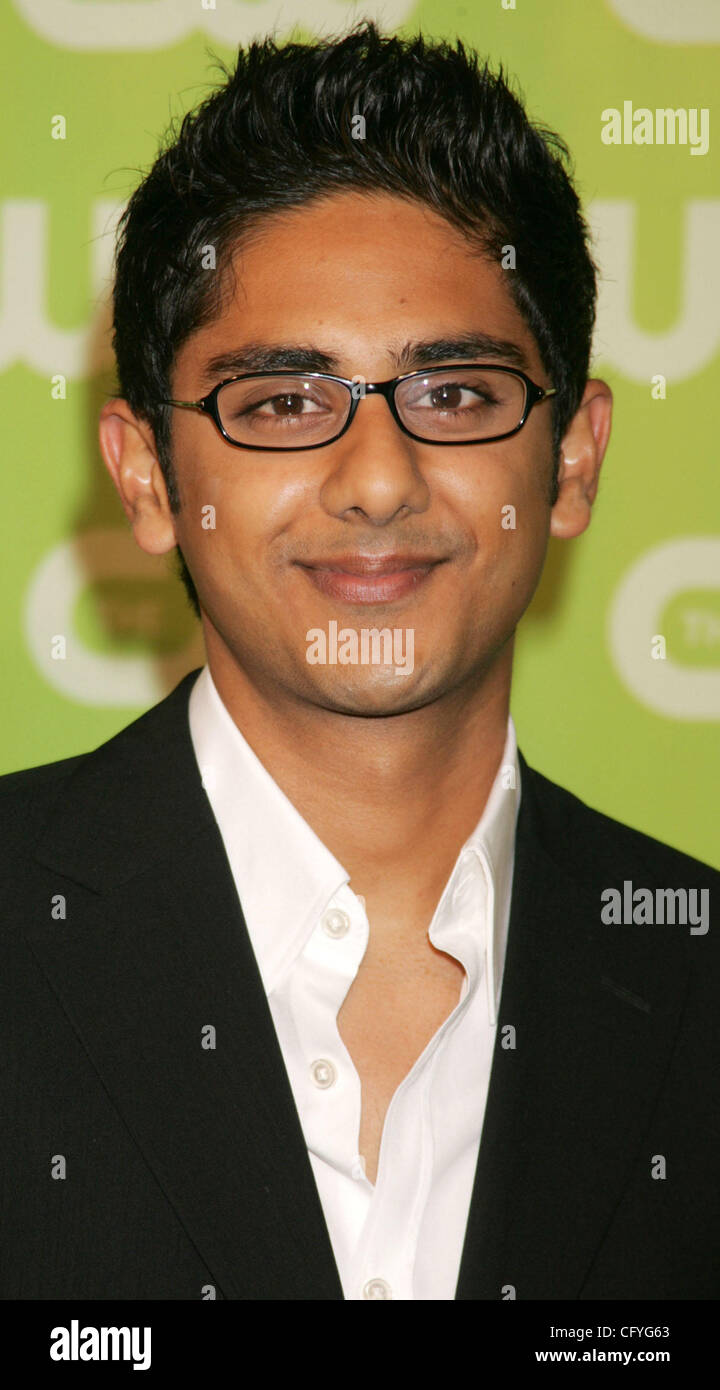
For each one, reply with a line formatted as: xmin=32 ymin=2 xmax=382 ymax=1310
xmin=608 ymin=538 xmax=720 ymax=722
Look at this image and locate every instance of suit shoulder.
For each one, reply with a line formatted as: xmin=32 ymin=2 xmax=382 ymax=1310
xmin=0 ymin=753 xmax=89 ymax=840
xmin=523 ymin=758 xmax=720 ymax=886
xmin=0 ymin=753 xmax=88 ymax=801
xmin=0 ymin=670 xmax=201 ymax=844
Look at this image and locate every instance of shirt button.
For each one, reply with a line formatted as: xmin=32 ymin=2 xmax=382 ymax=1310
xmin=310 ymin=1058 xmax=336 ymax=1088
xmin=322 ymin=908 xmax=350 ymax=939
xmin=363 ymin=1278 xmax=392 ymax=1300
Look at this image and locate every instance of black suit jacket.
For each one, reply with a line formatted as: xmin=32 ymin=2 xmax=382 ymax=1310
xmin=1 ymin=669 xmax=718 ymax=1300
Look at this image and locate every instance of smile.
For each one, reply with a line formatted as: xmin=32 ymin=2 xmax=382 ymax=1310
xmin=297 ymin=554 xmax=444 ymax=604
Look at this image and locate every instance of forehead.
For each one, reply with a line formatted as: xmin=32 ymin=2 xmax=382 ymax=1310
xmin=176 ymin=190 xmax=540 ymax=378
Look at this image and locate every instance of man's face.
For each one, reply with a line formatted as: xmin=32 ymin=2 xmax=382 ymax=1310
xmin=168 ymin=190 xmax=556 ymax=715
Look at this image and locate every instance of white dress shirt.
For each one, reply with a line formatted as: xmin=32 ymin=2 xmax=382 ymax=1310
xmin=188 ymin=665 xmax=521 ymax=1300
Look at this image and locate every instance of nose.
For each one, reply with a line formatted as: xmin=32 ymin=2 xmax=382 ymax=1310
xmin=318 ymin=390 xmax=431 ymax=524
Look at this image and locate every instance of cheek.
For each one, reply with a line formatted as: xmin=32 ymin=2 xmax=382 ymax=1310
xmin=447 ymin=451 xmax=550 ymax=572
xmin=491 ymin=495 xmax=550 ymax=609
xmin=178 ymin=459 xmax=311 ymax=573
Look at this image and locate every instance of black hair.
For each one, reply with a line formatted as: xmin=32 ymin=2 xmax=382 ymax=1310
xmin=110 ymin=20 xmax=599 ymax=620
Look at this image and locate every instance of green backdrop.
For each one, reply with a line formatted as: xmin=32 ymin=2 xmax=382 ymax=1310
xmin=2 ymin=0 xmax=718 ymax=868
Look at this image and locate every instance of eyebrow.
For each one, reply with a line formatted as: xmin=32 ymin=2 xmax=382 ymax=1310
xmin=196 ymin=332 xmax=530 ymax=387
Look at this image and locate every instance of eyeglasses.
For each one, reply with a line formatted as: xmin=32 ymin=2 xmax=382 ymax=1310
xmin=159 ymin=364 xmax=557 ymax=451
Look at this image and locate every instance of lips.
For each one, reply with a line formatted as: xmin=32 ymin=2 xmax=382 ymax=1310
xmin=297 ymin=554 xmax=444 ymax=604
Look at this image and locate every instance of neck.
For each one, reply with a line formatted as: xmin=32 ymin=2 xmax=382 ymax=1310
xmin=203 ymin=629 xmax=513 ymax=927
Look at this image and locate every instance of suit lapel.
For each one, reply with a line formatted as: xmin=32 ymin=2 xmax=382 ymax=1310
xmin=26 ymin=670 xmax=343 ymax=1300
xmin=455 ymin=753 xmax=690 ymax=1299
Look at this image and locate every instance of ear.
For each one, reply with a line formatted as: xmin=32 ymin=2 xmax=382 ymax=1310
xmin=98 ymin=398 xmax=178 ymax=556
xmin=550 ymin=379 xmax=613 ymax=539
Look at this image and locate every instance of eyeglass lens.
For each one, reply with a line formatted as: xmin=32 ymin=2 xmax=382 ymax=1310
xmin=215 ymin=368 xmax=527 ymax=447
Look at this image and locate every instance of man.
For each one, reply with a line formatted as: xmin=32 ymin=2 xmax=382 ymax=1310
xmin=1 ymin=23 xmax=717 ymax=1301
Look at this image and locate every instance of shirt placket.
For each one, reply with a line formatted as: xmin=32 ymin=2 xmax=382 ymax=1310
xmin=348 ymin=849 xmax=488 ymax=1301
xmin=272 ymin=885 xmax=375 ymax=1280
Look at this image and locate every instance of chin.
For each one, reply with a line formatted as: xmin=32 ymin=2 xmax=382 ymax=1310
xmin=305 ymin=669 xmax=445 ymax=719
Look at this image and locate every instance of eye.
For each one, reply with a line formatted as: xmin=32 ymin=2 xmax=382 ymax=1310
xmin=396 ymin=369 xmax=525 ymax=441
xmin=422 ymin=382 xmax=499 ymax=411
xmin=248 ymin=392 xmax=325 ymax=417
xmin=220 ymin=376 xmax=342 ymax=424
xmin=402 ymin=375 xmax=505 ymax=414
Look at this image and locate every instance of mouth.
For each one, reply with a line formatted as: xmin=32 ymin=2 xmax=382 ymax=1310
xmin=296 ymin=554 xmax=445 ymax=604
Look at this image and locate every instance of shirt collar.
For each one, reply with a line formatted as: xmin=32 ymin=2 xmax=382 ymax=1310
xmin=459 ymin=718 xmax=521 ymax=1024
xmin=188 ymin=665 xmax=520 ymax=1009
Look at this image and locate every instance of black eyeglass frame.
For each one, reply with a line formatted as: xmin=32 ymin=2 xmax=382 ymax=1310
xmin=159 ymin=364 xmax=558 ymax=451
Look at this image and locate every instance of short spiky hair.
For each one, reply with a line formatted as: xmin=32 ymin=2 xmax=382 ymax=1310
xmin=111 ymin=20 xmax=598 ymax=619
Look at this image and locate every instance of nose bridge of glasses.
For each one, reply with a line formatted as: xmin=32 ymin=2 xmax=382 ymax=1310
xmin=353 ymin=379 xmax=398 ymax=419
xmin=341 ymin=378 xmax=407 ymax=442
